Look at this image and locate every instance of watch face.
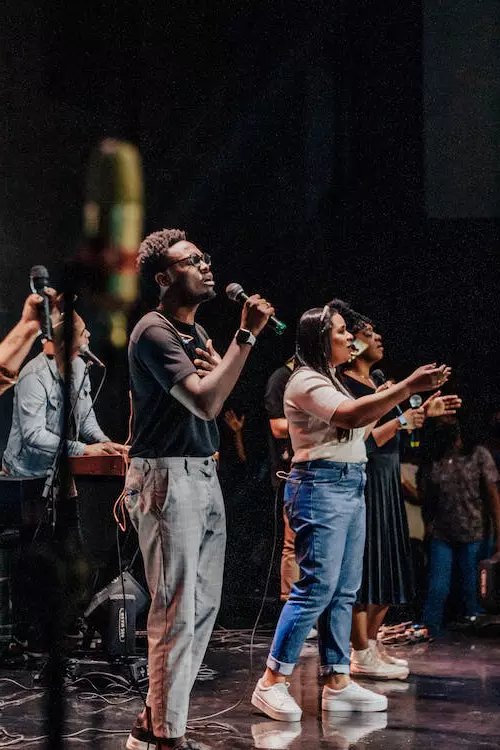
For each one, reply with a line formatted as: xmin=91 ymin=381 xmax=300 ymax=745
xmin=236 ymin=329 xmax=249 ymax=343
xmin=236 ymin=329 xmax=254 ymax=345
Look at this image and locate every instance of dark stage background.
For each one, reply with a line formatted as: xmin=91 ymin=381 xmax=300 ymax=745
xmin=1 ymin=1 xmax=499 ymax=616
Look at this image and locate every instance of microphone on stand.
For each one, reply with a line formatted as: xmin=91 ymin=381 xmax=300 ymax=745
xmin=409 ymin=394 xmax=423 ymax=448
xmin=79 ymin=344 xmax=106 ymax=369
xmin=29 ymin=265 xmax=54 ymax=354
xmin=225 ymin=282 xmax=286 ymax=335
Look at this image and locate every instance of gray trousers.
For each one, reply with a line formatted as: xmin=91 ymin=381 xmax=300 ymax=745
xmin=125 ymin=456 xmax=226 ymax=738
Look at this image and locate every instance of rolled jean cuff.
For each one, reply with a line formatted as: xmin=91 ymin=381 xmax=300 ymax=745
xmin=266 ymin=655 xmax=295 ymax=675
xmin=320 ymin=664 xmax=350 ymax=676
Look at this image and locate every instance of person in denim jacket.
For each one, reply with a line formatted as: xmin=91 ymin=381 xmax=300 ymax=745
xmin=2 ymin=311 xmax=124 ymax=477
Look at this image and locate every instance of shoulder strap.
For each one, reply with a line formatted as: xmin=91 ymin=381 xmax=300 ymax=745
xmin=151 ymin=311 xmax=209 ymax=351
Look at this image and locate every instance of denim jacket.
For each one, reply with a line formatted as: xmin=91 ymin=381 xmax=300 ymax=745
xmin=2 ymin=353 xmax=109 ymax=478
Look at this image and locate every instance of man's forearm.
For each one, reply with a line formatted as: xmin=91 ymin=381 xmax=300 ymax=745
xmin=0 ymin=319 xmax=39 ymax=373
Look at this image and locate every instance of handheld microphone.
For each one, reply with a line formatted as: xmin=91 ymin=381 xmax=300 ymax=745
xmin=29 ymin=265 xmax=53 ymax=346
xmin=225 ymin=283 xmax=286 ymax=336
xmin=409 ymin=394 xmax=423 ymax=448
xmin=370 ymin=369 xmax=403 ymax=416
xmin=79 ymin=344 xmax=106 ymax=369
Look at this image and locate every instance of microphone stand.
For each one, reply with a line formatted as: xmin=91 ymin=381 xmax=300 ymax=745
xmin=38 ymin=362 xmax=91 ymax=536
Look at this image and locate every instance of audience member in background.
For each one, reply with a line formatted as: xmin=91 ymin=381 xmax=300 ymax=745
xmin=0 ymin=291 xmax=56 ymax=396
xmin=340 ymin=302 xmax=461 ymax=679
xmin=418 ymin=420 xmax=500 ymax=635
xmin=485 ymin=400 xmax=500 ymax=473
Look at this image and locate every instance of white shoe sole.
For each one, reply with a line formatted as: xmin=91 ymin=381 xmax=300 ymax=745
xmin=251 ymin=690 xmax=302 ymax=722
xmin=351 ymin=666 xmax=409 ymax=681
xmin=125 ymin=735 xmax=154 ymax=750
xmin=322 ymin=694 xmax=388 ymax=713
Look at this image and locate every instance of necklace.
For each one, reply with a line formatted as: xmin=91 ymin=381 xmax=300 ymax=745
xmin=345 ymin=369 xmax=374 ymax=384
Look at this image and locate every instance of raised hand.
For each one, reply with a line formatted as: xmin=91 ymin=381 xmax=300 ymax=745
xmin=194 ymin=339 xmax=222 ymax=378
xmin=224 ymin=409 xmax=245 ymax=433
xmin=406 ymin=364 xmax=451 ymax=393
xmin=423 ymin=391 xmax=463 ymax=418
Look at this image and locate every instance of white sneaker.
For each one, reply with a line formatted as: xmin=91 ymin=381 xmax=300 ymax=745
xmin=322 ymin=681 xmax=388 ymax=712
xmin=351 ymin=645 xmax=409 ymax=680
xmin=251 ymin=678 xmax=302 ymax=722
xmin=373 ymin=639 xmax=409 ymax=668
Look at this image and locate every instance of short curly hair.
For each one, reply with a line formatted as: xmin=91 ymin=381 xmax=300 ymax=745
xmin=137 ymin=228 xmax=187 ymax=299
xmin=328 ymin=297 xmax=373 ymax=334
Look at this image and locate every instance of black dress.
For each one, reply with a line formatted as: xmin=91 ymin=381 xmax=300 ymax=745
xmin=344 ymin=375 xmax=414 ymax=605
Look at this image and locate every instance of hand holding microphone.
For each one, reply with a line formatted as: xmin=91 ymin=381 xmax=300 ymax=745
xmin=29 ymin=266 xmax=55 ymax=346
xmin=226 ymin=283 xmax=285 ymax=336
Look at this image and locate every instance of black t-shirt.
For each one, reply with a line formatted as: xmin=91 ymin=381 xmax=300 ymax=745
xmin=343 ymin=374 xmax=400 ymax=457
xmin=264 ymin=364 xmax=293 ymax=486
xmin=128 ymin=311 xmax=219 ymax=458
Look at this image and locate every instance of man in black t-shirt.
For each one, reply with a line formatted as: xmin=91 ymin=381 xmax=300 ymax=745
xmin=125 ymin=228 xmax=273 ymax=750
xmin=264 ymin=360 xmax=300 ymax=602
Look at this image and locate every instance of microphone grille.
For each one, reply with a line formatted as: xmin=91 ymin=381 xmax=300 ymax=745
xmin=409 ymin=394 xmax=423 ymax=409
xmin=370 ymin=369 xmax=386 ymax=387
xmin=225 ymin=282 xmax=244 ymax=301
xmin=30 ymin=265 xmax=49 ymax=281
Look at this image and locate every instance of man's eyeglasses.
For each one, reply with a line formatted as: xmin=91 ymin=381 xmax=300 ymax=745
xmin=166 ymin=253 xmax=211 ymax=269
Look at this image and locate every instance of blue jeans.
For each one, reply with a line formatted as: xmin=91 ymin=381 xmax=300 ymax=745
xmin=422 ymin=537 xmax=482 ymax=633
xmin=267 ymin=460 xmax=366 ymax=676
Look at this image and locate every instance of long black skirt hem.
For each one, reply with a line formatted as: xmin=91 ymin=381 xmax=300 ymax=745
xmin=358 ymin=452 xmax=414 ymax=606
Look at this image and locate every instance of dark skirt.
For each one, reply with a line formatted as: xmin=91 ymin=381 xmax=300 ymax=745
xmin=358 ymin=452 xmax=414 ymax=605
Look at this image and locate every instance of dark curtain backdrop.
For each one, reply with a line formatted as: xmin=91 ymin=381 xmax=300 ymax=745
xmin=1 ymin=3 xmax=499 ymax=586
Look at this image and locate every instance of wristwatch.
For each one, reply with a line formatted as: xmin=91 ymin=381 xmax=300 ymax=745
xmin=397 ymin=413 xmax=408 ymax=430
xmin=235 ymin=328 xmax=256 ymax=347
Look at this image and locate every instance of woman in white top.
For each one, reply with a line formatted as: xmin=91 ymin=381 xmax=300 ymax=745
xmin=252 ymin=302 xmax=450 ymax=721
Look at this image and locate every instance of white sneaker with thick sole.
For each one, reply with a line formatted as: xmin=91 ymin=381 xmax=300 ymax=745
xmin=351 ymin=645 xmax=409 ymax=680
xmin=251 ymin=678 xmax=302 ymax=722
xmin=373 ymin=639 xmax=409 ymax=668
xmin=322 ymin=681 xmax=388 ymax=712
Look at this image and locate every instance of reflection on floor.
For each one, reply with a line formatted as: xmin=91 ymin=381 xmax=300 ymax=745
xmin=1 ymin=630 xmax=499 ymax=748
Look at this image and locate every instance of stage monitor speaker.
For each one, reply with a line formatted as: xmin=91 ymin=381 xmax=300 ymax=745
xmin=84 ymin=570 xmax=149 ymax=656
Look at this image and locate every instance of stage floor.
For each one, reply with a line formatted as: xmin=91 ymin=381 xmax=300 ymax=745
xmin=1 ymin=629 xmax=499 ymax=749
